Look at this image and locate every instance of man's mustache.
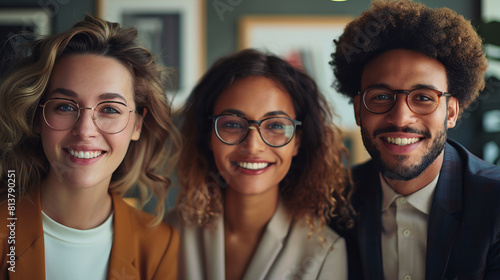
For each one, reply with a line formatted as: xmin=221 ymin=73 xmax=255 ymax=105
xmin=373 ymin=126 xmax=432 ymax=138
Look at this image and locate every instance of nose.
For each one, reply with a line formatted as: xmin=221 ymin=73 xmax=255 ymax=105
xmin=71 ymin=108 xmax=99 ymax=138
xmin=238 ymin=125 xmax=266 ymax=154
xmin=385 ymin=93 xmax=417 ymax=127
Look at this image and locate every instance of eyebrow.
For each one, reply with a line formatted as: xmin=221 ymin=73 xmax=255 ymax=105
xmin=364 ymin=83 xmax=441 ymax=91
xmin=48 ymin=88 xmax=127 ymax=103
xmin=219 ymin=109 xmax=292 ymax=119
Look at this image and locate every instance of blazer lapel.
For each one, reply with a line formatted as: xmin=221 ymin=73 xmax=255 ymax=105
xmin=9 ymin=189 xmax=45 ymax=280
xmin=243 ymin=200 xmax=291 ymax=280
xmin=202 ymin=215 xmax=225 ymax=280
xmin=425 ymin=143 xmax=463 ymax=280
xmin=356 ymin=163 xmax=384 ymax=280
xmin=107 ymin=195 xmax=139 ymax=280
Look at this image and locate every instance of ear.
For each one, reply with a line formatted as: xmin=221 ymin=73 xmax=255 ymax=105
xmin=292 ymin=130 xmax=301 ymax=156
xmin=131 ymin=108 xmax=147 ymax=141
xmin=446 ymin=97 xmax=459 ymax=129
xmin=353 ymin=95 xmax=362 ymax=126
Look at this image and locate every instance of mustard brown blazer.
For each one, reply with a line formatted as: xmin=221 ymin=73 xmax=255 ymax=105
xmin=0 ymin=188 xmax=179 ymax=280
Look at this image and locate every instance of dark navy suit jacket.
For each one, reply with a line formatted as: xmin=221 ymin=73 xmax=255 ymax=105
xmin=334 ymin=139 xmax=500 ymax=280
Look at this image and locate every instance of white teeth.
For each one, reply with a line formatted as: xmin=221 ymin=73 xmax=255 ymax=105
xmin=385 ymin=137 xmax=420 ymax=146
xmin=68 ymin=149 xmax=103 ymax=159
xmin=236 ymin=162 xmax=269 ymax=170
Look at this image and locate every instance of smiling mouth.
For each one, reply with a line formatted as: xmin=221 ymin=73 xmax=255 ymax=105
xmin=67 ymin=148 xmax=105 ymax=159
xmin=384 ymin=137 xmax=421 ymax=146
xmin=234 ymin=162 xmax=271 ymax=170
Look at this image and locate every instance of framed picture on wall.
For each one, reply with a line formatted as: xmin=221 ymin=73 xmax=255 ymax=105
xmin=96 ymin=0 xmax=205 ymax=108
xmin=0 ymin=8 xmax=51 ymax=75
xmin=239 ymin=16 xmax=353 ymax=126
xmin=239 ymin=16 xmax=370 ymax=164
xmin=0 ymin=8 xmax=51 ymax=47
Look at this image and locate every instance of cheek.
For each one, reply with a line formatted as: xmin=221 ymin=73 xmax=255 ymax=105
xmin=279 ymin=146 xmax=298 ymax=165
xmin=359 ymin=113 xmax=378 ymax=132
xmin=210 ymin=133 xmax=228 ymax=167
xmin=39 ymin=127 xmax=64 ymax=163
xmin=109 ymin=133 xmax=134 ymax=152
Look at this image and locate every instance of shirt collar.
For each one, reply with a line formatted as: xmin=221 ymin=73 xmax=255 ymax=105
xmin=380 ymin=172 xmax=440 ymax=215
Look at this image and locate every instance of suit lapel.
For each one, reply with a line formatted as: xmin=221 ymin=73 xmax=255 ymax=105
xmin=107 ymin=195 xmax=139 ymax=280
xmin=9 ymin=189 xmax=45 ymax=280
xmin=425 ymin=143 xmax=463 ymax=280
xmin=243 ymin=200 xmax=291 ymax=280
xmin=356 ymin=163 xmax=384 ymax=280
xmin=202 ymin=215 xmax=225 ymax=280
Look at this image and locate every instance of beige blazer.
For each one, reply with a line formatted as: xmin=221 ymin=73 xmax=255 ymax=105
xmin=166 ymin=201 xmax=347 ymax=280
xmin=0 ymin=188 xmax=179 ymax=280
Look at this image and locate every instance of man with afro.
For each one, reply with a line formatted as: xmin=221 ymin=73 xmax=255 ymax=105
xmin=330 ymin=1 xmax=500 ymax=279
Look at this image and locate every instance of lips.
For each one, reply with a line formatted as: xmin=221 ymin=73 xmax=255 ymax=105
xmin=235 ymin=162 xmax=270 ymax=170
xmin=384 ymin=137 xmax=421 ymax=146
xmin=67 ymin=148 xmax=104 ymax=159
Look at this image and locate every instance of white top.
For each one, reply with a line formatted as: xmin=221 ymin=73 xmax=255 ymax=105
xmin=380 ymin=173 xmax=440 ymax=280
xmin=42 ymin=211 xmax=114 ymax=280
xmin=165 ymin=200 xmax=347 ymax=280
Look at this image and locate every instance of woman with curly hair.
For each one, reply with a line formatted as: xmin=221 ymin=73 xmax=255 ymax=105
xmin=166 ymin=49 xmax=353 ymax=280
xmin=0 ymin=16 xmax=180 ymax=279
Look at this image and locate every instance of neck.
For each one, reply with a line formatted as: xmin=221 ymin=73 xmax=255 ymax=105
xmin=223 ymin=187 xmax=279 ymax=234
xmin=385 ymin=151 xmax=444 ymax=195
xmin=40 ymin=171 xmax=113 ymax=230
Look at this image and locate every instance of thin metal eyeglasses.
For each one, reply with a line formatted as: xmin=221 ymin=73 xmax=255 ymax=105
xmin=358 ymin=87 xmax=452 ymax=115
xmin=39 ymin=97 xmax=138 ymax=134
xmin=209 ymin=114 xmax=302 ymax=148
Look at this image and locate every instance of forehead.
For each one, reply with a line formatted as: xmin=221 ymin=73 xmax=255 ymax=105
xmin=361 ymin=49 xmax=448 ymax=91
xmin=213 ymin=76 xmax=296 ymax=118
xmin=48 ymin=54 xmax=135 ymax=103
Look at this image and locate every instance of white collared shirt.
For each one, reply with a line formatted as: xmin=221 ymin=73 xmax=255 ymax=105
xmin=380 ymin=173 xmax=439 ymax=280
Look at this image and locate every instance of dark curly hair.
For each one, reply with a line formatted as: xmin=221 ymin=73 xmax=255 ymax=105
xmin=330 ymin=0 xmax=488 ymax=112
xmin=176 ymin=49 xmax=354 ymax=233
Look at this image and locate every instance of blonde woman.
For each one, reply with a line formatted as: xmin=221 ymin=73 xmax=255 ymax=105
xmin=0 ymin=16 xmax=179 ymax=279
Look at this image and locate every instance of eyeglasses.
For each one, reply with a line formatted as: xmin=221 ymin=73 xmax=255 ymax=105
xmin=39 ymin=98 xmax=137 ymax=134
xmin=358 ymin=87 xmax=452 ymax=115
xmin=209 ymin=114 xmax=302 ymax=148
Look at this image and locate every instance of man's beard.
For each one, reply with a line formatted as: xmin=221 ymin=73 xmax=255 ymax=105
xmin=360 ymin=119 xmax=447 ymax=181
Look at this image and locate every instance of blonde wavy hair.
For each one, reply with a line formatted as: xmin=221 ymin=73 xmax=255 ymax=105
xmin=176 ymin=49 xmax=354 ymax=235
xmin=0 ymin=15 xmax=180 ymax=224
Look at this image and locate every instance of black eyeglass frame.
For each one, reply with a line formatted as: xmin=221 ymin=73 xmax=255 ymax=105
xmin=39 ymin=97 xmax=138 ymax=134
xmin=208 ymin=114 xmax=302 ymax=148
xmin=357 ymin=87 xmax=452 ymax=115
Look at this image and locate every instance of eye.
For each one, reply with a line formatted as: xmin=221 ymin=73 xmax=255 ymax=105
xmin=218 ymin=117 xmax=247 ymax=132
xmin=267 ymin=122 xmax=285 ymax=131
xmin=366 ymin=89 xmax=392 ymax=103
xmin=411 ymin=91 xmax=437 ymax=102
xmin=97 ymin=102 xmax=127 ymax=116
xmin=372 ymin=93 xmax=391 ymax=101
xmin=222 ymin=122 xmax=243 ymax=128
xmin=263 ymin=119 xmax=292 ymax=135
xmin=56 ymin=103 xmax=77 ymax=112
xmin=47 ymin=101 xmax=78 ymax=115
xmin=101 ymin=106 xmax=121 ymax=114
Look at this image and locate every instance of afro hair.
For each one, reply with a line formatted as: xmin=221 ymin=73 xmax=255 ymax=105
xmin=330 ymin=0 xmax=488 ymax=112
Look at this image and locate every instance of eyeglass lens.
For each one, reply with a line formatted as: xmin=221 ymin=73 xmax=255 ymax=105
xmin=42 ymin=99 xmax=131 ymax=133
xmin=215 ymin=115 xmax=296 ymax=147
xmin=363 ymin=88 xmax=442 ymax=114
